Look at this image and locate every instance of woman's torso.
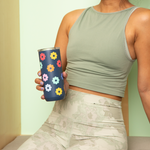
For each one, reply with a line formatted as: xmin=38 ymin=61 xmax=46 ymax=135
xmin=66 ymin=5 xmax=137 ymax=101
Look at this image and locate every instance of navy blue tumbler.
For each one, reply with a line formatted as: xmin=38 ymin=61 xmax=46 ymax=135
xmin=38 ymin=47 xmax=65 ymax=101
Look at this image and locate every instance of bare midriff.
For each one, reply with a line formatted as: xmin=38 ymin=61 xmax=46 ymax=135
xmin=69 ymin=85 xmax=122 ymax=101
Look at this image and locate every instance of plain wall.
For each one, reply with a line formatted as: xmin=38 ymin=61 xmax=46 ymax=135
xmin=0 ymin=0 xmax=21 ymax=149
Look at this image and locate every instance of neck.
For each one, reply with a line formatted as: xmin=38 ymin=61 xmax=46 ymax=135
xmin=96 ymin=0 xmax=133 ymax=13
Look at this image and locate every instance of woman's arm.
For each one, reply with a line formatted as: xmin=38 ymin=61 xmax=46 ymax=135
xmin=54 ymin=14 xmax=69 ymax=71
xmin=35 ymin=9 xmax=84 ymax=99
xmin=134 ymin=9 xmax=150 ymax=122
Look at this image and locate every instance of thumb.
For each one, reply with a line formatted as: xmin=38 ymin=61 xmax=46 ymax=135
xmin=63 ymin=71 xmax=68 ymax=79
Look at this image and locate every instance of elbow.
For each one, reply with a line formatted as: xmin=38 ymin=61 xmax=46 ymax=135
xmin=138 ymin=84 xmax=150 ymax=94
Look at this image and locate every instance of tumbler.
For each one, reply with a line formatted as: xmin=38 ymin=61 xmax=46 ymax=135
xmin=38 ymin=47 xmax=65 ymax=101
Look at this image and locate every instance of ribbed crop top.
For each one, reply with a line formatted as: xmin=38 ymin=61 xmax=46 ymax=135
xmin=65 ymin=6 xmax=138 ymax=97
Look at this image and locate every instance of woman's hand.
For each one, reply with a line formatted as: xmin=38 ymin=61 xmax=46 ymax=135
xmin=35 ymin=70 xmax=69 ymax=100
xmin=62 ymin=71 xmax=69 ymax=95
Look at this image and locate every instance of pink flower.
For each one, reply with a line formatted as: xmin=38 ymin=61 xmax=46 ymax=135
xmin=57 ymin=60 xmax=61 ymax=67
xmin=40 ymin=53 xmax=46 ymax=61
xmin=43 ymin=74 xmax=48 ymax=82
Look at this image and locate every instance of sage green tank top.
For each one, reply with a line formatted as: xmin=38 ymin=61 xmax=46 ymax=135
xmin=66 ymin=6 xmax=138 ymax=97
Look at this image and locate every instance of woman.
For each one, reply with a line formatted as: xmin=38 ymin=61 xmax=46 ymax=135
xmin=18 ymin=0 xmax=150 ymax=149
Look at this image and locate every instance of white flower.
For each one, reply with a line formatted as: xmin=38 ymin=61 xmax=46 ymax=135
xmin=45 ymin=84 xmax=52 ymax=92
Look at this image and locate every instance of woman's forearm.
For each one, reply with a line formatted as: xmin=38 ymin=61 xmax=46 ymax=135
xmin=139 ymin=90 xmax=150 ymax=123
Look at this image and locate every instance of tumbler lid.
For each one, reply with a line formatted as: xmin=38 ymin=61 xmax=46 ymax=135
xmin=38 ymin=47 xmax=60 ymax=52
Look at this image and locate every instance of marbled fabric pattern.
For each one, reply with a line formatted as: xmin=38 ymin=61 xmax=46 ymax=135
xmin=18 ymin=89 xmax=128 ymax=150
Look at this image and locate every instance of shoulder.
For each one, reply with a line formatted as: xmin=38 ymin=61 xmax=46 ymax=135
xmin=131 ymin=8 xmax=150 ymax=59
xmin=60 ymin=8 xmax=86 ymax=35
xmin=131 ymin=7 xmax=150 ymax=31
xmin=133 ymin=7 xmax=150 ymax=20
xmin=63 ymin=8 xmax=86 ymax=22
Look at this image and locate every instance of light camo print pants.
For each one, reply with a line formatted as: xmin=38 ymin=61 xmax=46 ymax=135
xmin=18 ymin=89 xmax=128 ymax=150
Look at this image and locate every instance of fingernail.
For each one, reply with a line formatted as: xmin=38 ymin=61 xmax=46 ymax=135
xmin=40 ymin=82 xmax=43 ymax=85
xmin=41 ymin=87 xmax=44 ymax=90
xmin=38 ymin=72 xmax=41 ymax=76
xmin=42 ymin=95 xmax=44 ymax=99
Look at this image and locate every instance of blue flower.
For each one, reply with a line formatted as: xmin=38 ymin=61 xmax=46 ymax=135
xmin=40 ymin=62 xmax=43 ymax=69
xmin=52 ymin=76 xmax=60 ymax=85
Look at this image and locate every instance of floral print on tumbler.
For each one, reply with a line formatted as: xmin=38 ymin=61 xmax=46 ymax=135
xmin=38 ymin=48 xmax=65 ymax=101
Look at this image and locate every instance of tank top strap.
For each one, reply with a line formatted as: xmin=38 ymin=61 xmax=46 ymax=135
xmin=123 ymin=6 xmax=139 ymax=29
xmin=123 ymin=6 xmax=139 ymax=61
xmin=69 ymin=7 xmax=91 ymax=36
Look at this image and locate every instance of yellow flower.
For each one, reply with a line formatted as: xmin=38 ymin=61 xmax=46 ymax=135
xmin=55 ymin=87 xmax=62 ymax=96
xmin=50 ymin=52 xmax=57 ymax=60
xmin=47 ymin=64 xmax=55 ymax=72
